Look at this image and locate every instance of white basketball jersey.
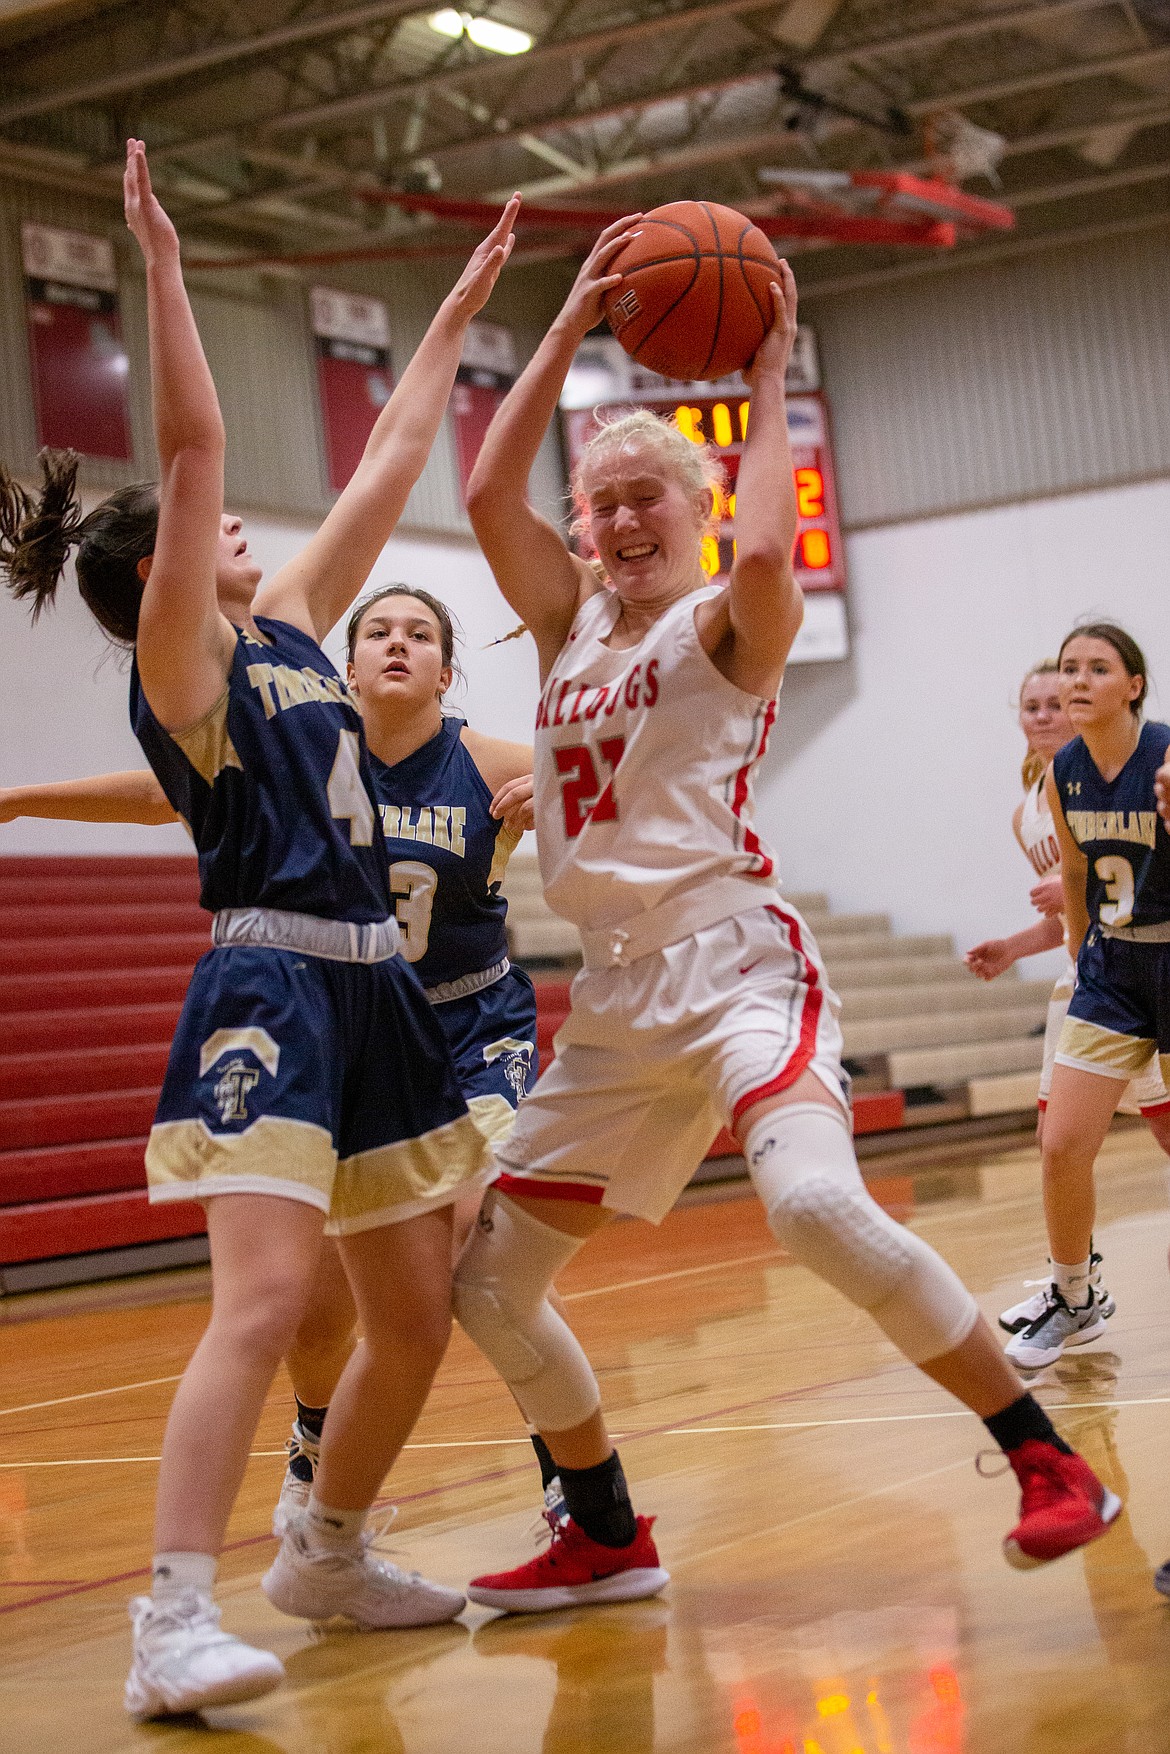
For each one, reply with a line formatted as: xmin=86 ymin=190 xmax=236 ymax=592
xmin=1019 ymin=777 xmax=1061 ymax=877
xmin=533 ymin=584 xmax=779 ymax=933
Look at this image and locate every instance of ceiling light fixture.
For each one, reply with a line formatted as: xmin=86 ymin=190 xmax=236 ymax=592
xmin=427 ymin=10 xmax=533 ymax=53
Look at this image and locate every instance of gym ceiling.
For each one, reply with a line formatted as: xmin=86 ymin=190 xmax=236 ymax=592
xmin=1 ymin=0 xmax=1167 ymax=294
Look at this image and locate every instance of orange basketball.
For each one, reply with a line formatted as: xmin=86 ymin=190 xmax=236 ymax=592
xmin=603 ymin=200 xmax=782 ymax=382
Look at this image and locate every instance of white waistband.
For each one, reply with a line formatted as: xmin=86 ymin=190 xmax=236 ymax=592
xmin=578 ymin=875 xmax=779 ymax=969
xmin=212 ymin=907 xmax=402 ymax=963
xmin=1101 ymin=920 xmax=1170 ymax=943
xmin=425 ymin=957 xmax=510 ymax=1005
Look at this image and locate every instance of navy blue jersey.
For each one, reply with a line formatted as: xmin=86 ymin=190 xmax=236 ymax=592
xmin=131 ymin=615 xmax=391 ymax=924
xmin=1054 ymin=719 xmax=1170 ymax=929
xmin=370 ymin=716 xmax=519 ymax=990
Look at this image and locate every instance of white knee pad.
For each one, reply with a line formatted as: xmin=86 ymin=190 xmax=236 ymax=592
xmin=744 ymin=1104 xmax=978 ymax=1365
xmin=452 ymin=1190 xmax=602 ymax=1432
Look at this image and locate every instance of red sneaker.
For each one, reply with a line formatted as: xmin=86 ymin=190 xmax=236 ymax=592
xmin=1002 ymin=1440 xmax=1122 ymax=1569
xmin=467 ymin=1515 xmax=669 ymax=1613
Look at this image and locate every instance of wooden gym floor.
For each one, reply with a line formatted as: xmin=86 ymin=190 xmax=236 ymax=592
xmin=3 ymin=1126 xmax=1170 ymax=1753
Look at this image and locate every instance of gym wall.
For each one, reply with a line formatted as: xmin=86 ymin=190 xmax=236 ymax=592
xmin=1 ymin=168 xmax=1167 ymax=972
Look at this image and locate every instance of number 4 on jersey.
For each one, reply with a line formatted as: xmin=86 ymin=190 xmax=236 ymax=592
xmin=327 ymin=729 xmax=376 ymax=846
xmin=555 ymin=737 xmax=625 ymax=838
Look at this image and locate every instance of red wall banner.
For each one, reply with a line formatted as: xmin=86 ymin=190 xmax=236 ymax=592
xmin=310 ymin=287 xmax=393 ymax=493
xmin=22 ymin=223 xmax=132 ymax=460
xmin=451 ymin=321 xmax=516 ymax=503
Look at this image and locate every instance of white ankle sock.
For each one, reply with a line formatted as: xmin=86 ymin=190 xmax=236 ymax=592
xmin=302 ymin=1495 xmax=366 ymax=1553
xmin=1053 ymin=1258 xmax=1093 ymax=1306
xmin=151 ymin=1551 xmax=217 ymax=1601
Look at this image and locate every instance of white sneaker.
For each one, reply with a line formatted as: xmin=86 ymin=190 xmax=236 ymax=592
xmin=999 ymin=1252 xmax=1114 ymax=1334
xmin=261 ymin=1514 xmax=466 ymax=1629
xmin=272 ymin=1421 xmax=319 ymax=1537
xmin=124 ymin=1589 xmax=284 ymax=1719
xmin=1004 ymin=1286 xmax=1109 ymax=1369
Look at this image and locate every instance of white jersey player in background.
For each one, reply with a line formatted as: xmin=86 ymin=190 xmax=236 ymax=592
xmin=966 ymin=661 xmax=1170 ymax=1336
xmin=451 ymin=217 xmax=1120 ymax=1612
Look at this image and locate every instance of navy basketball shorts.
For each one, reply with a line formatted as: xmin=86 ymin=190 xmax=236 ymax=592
xmin=432 ymin=966 xmax=539 ymax=1146
xmin=146 ymin=945 xmax=489 ymax=1233
xmin=1056 ymin=928 xmax=1170 ymax=1088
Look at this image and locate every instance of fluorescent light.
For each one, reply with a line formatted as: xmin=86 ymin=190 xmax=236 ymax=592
xmin=465 ymin=15 xmax=532 ymax=52
xmin=427 ymin=9 xmax=533 ymax=52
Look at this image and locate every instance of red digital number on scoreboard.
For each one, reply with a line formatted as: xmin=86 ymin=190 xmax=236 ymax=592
xmin=561 ymin=392 xmax=844 ymax=592
xmin=667 ymin=393 xmax=844 ymax=592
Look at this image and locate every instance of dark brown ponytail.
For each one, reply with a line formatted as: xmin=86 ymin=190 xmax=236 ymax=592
xmin=0 ymin=449 xmax=158 ymax=647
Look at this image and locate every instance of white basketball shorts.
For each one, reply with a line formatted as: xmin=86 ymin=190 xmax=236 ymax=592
xmin=493 ymin=901 xmax=849 ymax=1224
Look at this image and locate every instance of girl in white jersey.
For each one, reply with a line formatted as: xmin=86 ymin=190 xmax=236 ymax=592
xmin=449 ymin=219 xmax=1120 ymax=1610
xmin=966 ymin=663 xmax=1170 ymax=1336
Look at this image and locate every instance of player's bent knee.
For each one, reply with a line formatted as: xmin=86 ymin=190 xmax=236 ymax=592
xmin=452 ymin=1191 xmax=602 ymax=1430
xmin=744 ymin=1103 xmax=977 ymax=1365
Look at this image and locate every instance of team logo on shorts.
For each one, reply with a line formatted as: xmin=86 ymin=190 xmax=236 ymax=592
xmin=199 ymin=1027 xmax=280 ymax=1128
xmin=482 ymin=1036 xmax=535 ymax=1101
xmin=213 ymin=1057 xmax=261 ymax=1123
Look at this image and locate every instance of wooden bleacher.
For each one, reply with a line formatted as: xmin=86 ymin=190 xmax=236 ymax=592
xmin=0 ymin=854 xmax=1048 ymax=1293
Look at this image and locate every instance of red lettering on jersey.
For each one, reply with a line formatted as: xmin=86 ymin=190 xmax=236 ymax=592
xmin=643 ymin=658 xmax=659 ymax=707
xmin=624 ymin=664 xmax=642 ymax=709
xmin=603 ymin=685 xmax=621 ymax=717
xmin=590 ymin=736 xmax=626 ymax=823
xmin=535 ymin=688 xmax=551 ymax=731
xmin=584 ymin=686 xmax=608 ymax=720
xmin=567 ymin=684 xmax=588 ymax=725
xmin=552 ymin=680 xmax=573 ymax=727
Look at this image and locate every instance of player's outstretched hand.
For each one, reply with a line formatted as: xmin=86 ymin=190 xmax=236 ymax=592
xmin=448 ymin=196 xmax=521 ymax=319
xmin=1156 ymin=757 xmax=1170 ymax=829
xmin=558 ymin=216 xmax=643 ymax=339
xmin=490 ymin=773 xmax=535 ymax=835
xmin=1029 ymin=874 xmax=1064 ymax=918
xmin=123 ymin=139 xmax=180 ymax=266
xmin=746 ymin=261 xmax=797 ymax=387
xmin=965 ymin=938 xmax=1015 ymax=981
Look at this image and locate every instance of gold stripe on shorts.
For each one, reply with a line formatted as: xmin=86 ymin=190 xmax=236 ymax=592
xmin=467 ymin=1092 xmax=519 ymax=1147
xmin=329 ymin=1112 xmax=490 ymax=1232
xmin=1056 ymin=1017 xmax=1157 ymax=1078
xmin=146 ymin=1115 xmax=336 ymax=1198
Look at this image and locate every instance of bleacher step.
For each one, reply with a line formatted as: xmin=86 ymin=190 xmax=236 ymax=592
xmin=0 ymin=1087 xmax=160 ymax=1151
xmin=0 ymin=933 xmax=207 ymax=977
xmin=0 ymin=1042 xmax=172 ymax=1101
xmin=11 ymin=1003 xmax=183 ymax=1054
xmin=0 ymin=966 xmax=194 ymax=1015
xmin=840 ymin=979 xmax=1051 ymax=1020
xmin=845 ymin=1005 xmax=1047 ymax=1058
xmin=888 ymin=1035 xmax=1044 ymax=1089
xmin=0 ymin=1137 xmax=148 ymax=1204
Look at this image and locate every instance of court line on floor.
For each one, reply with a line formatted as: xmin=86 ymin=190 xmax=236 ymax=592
xmin=8 ymin=1392 xmax=1167 ymax=1471
xmin=0 ymin=1375 xmax=183 ymax=1419
xmin=560 ymin=1248 xmax=782 ymax=1301
xmin=0 ymin=1254 xmax=786 ymax=1424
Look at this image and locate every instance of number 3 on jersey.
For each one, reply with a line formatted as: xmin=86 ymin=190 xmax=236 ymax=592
xmin=1095 ymin=854 xmax=1135 ymax=928
xmin=555 ymin=737 xmax=625 ymax=838
xmin=390 ymin=860 xmax=437 ymax=961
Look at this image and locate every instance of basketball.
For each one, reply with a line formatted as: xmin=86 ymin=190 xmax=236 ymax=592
xmin=603 ymin=200 xmax=782 ymax=382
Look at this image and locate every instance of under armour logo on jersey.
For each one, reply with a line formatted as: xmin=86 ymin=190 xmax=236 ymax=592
xmin=1066 ymin=781 xmax=1082 ymax=796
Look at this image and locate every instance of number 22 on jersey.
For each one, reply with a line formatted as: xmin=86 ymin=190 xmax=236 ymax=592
xmin=555 ymin=737 xmax=625 ymax=838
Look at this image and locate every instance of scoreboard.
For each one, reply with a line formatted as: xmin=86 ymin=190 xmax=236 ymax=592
xmin=562 ymin=390 xmax=843 ymax=594
xmin=559 ymin=331 xmax=847 ymax=662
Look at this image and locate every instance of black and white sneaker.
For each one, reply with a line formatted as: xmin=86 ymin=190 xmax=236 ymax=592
xmin=1004 ymin=1285 xmax=1108 ymax=1369
xmin=999 ymin=1252 xmax=1114 ymax=1334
